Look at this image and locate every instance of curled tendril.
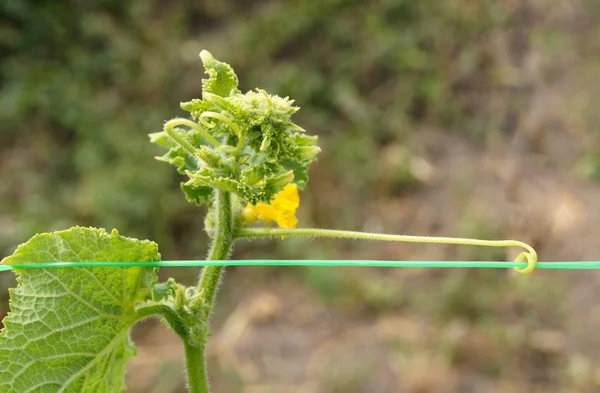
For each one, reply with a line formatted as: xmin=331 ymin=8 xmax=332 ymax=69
xmin=199 ymin=111 xmax=244 ymax=153
xmin=164 ymin=113 xmax=244 ymax=157
xmin=232 ymin=228 xmax=539 ymax=275
xmin=164 ymin=118 xmax=220 ymax=149
xmin=197 ymin=116 xmax=216 ymax=130
xmin=512 ymin=241 xmax=538 ymax=275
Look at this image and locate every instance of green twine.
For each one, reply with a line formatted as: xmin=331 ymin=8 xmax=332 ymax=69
xmin=2 ymin=260 xmax=600 ymax=272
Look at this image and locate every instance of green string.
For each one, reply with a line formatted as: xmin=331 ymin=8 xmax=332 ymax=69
xmin=2 ymin=260 xmax=600 ymax=272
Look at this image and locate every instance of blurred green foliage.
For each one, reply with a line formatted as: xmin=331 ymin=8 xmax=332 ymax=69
xmin=0 ymin=0 xmax=512 ymax=258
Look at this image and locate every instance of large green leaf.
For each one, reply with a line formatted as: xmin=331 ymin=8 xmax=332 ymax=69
xmin=0 ymin=227 xmax=160 ymax=393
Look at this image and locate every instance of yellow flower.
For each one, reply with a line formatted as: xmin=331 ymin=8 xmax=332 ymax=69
xmin=242 ymin=183 xmax=299 ymax=229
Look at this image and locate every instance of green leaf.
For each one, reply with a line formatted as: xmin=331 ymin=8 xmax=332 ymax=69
xmin=0 ymin=227 xmax=160 ymax=393
xmin=181 ymin=183 xmax=214 ymax=206
xmin=199 ymin=50 xmax=239 ymax=98
xmin=281 ymin=159 xmax=309 ymax=189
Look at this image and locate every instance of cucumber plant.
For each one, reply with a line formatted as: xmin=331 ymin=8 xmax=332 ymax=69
xmin=0 ymin=51 xmax=320 ymax=393
xmin=0 ymin=51 xmax=535 ymax=393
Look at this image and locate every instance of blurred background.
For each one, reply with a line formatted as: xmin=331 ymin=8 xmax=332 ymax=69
xmin=2 ymin=0 xmax=600 ymax=392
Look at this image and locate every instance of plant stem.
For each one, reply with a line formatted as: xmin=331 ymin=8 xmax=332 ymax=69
xmin=184 ymin=190 xmax=234 ymax=393
xmin=135 ymin=303 xmax=188 ymax=339
xmin=201 ymin=190 xmax=233 ymax=305
xmin=184 ymin=340 xmax=209 ymax=393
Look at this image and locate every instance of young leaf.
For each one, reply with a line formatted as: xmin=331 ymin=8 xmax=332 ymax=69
xmin=199 ymin=50 xmax=239 ymax=98
xmin=0 ymin=227 xmax=160 ymax=393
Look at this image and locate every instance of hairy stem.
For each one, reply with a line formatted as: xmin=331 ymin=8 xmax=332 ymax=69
xmin=201 ymin=190 xmax=233 ymax=304
xmin=185 ymin=190 xmax=234 ymax=393
xmin=234 ymin=227 xmax=537 ymax=274
xmin=184 ymin=340 xmax=209 ymax=393
xmin=135 ymin=303 xmax=188 ymax=339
